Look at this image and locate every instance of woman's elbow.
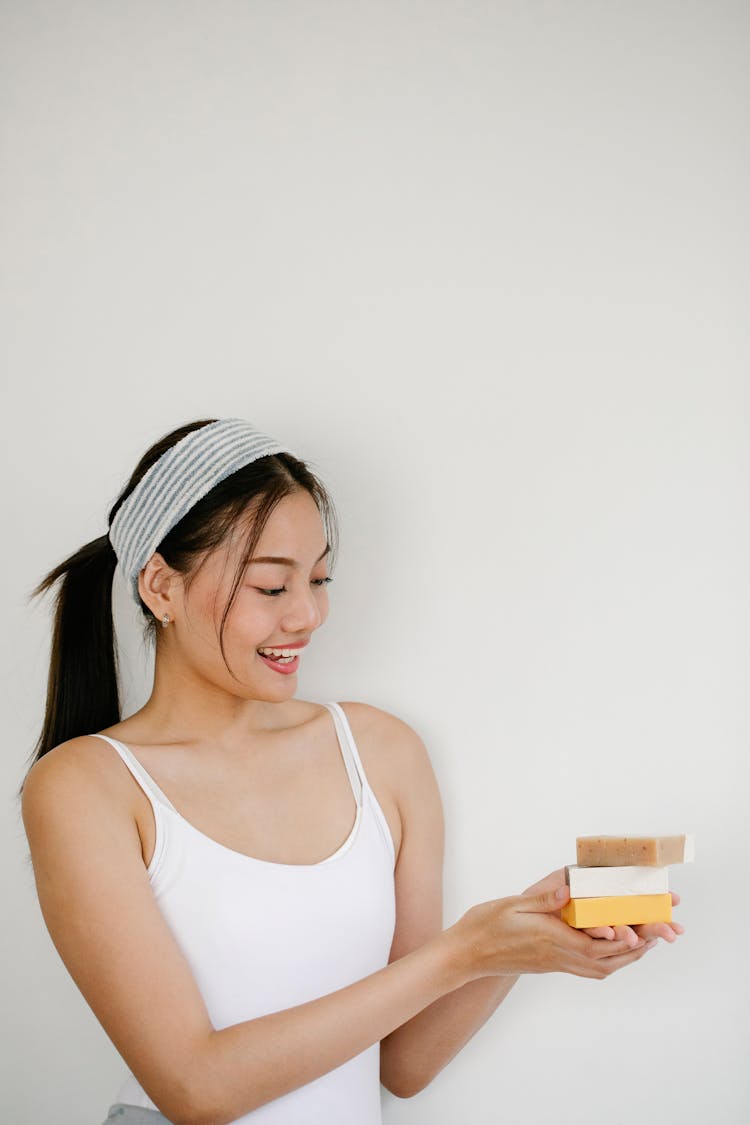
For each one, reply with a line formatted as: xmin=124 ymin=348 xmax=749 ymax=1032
xmin=382 ymin=1068 xmax=432 ymax=1099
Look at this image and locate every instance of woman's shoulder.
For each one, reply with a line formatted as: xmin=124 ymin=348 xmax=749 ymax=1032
xmin=22 ymin=732 xmax=141 ymax=818
xmin=334 ymin=702 xmax=442 ymax=867
xmin=335 ymin=698 xmax=426 ymax=741
xmin=333 ymin=700 xmax=436 ymax=783
xmin=26 ymin=731 xmax=120 ymax=775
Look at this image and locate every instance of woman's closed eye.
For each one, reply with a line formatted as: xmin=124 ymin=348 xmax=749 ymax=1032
xmin=257 ymin=578 xmax=333 ymax=597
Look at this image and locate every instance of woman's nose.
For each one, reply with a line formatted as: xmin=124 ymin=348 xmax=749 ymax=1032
xmin=282 ymin=583 xmax=324 ymax=633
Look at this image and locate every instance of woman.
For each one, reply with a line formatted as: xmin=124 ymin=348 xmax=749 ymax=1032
xmin=19 ymin=417 xmax=682 ymax=1125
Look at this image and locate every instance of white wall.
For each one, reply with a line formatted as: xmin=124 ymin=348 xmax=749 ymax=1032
xmin=3 ymin=2 xmax=748 ymax=1122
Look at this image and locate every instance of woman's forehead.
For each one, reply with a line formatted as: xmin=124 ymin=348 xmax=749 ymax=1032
xmin=227 ymin=492 xmax=327 ymax=560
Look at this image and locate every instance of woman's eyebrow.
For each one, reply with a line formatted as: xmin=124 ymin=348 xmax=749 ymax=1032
xmin=248 ymin=544 xmax=331 ymax=568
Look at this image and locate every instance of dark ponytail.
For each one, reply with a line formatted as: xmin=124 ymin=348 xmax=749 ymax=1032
xmin=22 ymin=535 xmax=120 ymax=783
xmin=18 ymin=418 xmax=339 ymax=800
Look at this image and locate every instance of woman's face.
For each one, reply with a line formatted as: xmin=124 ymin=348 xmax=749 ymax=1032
xmin=164 ymin=489 xmax=331 ymax=699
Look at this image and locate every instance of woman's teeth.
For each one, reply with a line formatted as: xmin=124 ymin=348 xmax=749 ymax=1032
xmin=257 ymin=647 xmax=298 ymax=663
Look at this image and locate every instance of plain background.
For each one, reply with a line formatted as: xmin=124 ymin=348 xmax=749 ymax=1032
xmin=2 ymin=2 xmax=748 ymax=1122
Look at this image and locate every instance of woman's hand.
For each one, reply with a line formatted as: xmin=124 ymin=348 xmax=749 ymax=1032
xmin=522 ymin=868 xmax=684 ymax=947
xmin=446 ymin=878 xmax=653 ymax=985
xmin=584 ymin=897 xmax=683 ymax=945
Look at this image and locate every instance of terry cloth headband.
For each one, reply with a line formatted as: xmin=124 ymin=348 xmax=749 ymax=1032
xmin=109 ymin=418 xmax=289 ymax=605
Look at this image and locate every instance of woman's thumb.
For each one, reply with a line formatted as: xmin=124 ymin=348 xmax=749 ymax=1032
xmin=519 ymin=884 xmax=570 ymax=913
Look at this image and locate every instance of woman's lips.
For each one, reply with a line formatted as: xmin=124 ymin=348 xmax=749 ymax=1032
xmin=257 ymin=651 xmax=300 ymax=675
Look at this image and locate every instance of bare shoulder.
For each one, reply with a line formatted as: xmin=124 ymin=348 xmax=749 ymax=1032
xmin=23 ymin=735 xmax=105 ymax=794
xmin=21 ymin=733 xmax=142 ymax=900
xmin=336 ymin=700 xmax=429 ymax=754
xmin=21 ymin=734 xmax=139 ymax=850
xmin=334 ymin=701 xmax=440 ymax=809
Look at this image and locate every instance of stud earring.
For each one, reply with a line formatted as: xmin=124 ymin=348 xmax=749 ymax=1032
xmin=161 ymin=614 xmax=171 ymax=627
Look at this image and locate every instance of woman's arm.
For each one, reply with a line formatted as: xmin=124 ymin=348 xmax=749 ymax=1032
xmin=382 ymin=972 xmax=521 ymax=1098
xmin=20 ymin=741 xmax=468 ymax=1125
xmin=203 ymin=883 xmax=644 ymax=1122
xmin=369 ymin=707 xmax=518 ymax=1097
xmin=373 ymin=711 xmax=655 ymax=1098
xmin=22 ymin=735 xmax=646 ymax=1125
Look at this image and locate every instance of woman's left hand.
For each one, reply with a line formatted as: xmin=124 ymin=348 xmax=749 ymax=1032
xmin=522 ymin=868 xmax=684 ymax=949
xmin=584 ymin=896 xmax=684 ymax=945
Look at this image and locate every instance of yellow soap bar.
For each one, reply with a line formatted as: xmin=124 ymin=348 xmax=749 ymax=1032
xmin=561 ymin=893 xmax=672 ymax=929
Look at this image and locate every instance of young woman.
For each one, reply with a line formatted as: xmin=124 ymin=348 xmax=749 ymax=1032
xmin=19 ymin=417 xmax=682 ymax=1125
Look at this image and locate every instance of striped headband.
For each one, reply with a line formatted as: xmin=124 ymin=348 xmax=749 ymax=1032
xmin=109 ymin=418 xmax=289 ymax=605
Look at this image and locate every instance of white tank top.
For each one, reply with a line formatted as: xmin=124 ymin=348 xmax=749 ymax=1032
xmin=91 ymin=702 xmax=397 ymax=1124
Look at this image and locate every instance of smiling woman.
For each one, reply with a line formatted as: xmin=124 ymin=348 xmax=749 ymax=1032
xmin=18 ymin=417 xmax=679 ymax=1125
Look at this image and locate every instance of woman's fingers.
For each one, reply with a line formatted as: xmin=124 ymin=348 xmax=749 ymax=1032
xmin=564 ymin=938 xmax=656 ymax=979
xmin=543 ymin=909 xmax=645 ymax=960
xmin=521 ymin=869 xmax=567 ymax=897
xmin=611 ymin=924 xmax=641 ymax=947
xmin=583 ymin=924 xmax=640 ymax=947
xmin=578 ymin=893 xmax=684 ymax=947
xmin=561 ymin=921 xmax=643 ymax=961
xmin=583 ymin=925 xmax=616 ymax=940
xmin=632 ymin=920 xmax=683 ymax=942
xmin=513 ymin=885 xmax=570 ymax=914
xmin=632 ymin=894 xmax=684 ymax=942
xmin=593 ymin=939 xmax=658 ymax=976
xmin=581 ymin=923 xmax=646 ymax=948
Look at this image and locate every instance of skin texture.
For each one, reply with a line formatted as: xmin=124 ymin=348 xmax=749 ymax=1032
xmin=21 ymin=490 xmax=683 ymax=1125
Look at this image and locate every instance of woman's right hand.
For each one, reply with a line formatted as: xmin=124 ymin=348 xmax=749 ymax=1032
xmin=445 ymin=884 xmax=655 ymax=983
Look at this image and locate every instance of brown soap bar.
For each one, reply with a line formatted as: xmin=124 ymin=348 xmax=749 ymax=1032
xmin=576 ymin=834 xmax=694 ymax=867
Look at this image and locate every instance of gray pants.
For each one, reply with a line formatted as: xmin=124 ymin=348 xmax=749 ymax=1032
xmin=101 ymin=1105 xmax=173 ymax=1124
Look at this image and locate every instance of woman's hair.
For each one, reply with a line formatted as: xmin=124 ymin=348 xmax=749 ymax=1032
xmin=17 ymin=418 xmax=338 ymax=798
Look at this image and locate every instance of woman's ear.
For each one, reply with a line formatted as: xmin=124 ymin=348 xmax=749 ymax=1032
xmin=138 ymin=553 xmax=181 ymax=621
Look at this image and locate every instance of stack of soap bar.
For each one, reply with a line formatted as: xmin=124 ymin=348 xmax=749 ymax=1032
xmin=561 ymin=834 xmax=694 ymax=929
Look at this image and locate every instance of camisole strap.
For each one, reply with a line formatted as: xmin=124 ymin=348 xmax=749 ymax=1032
xmin=324 ymin=702 xmax=365 ymax=807
xmin=91 ymin=713 xmax=365 ymax=816
xmin=88 ymin=733 xmax=180 ymax=814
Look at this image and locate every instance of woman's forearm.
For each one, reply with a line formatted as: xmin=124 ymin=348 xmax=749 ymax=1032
xmin=190 ymin=880 xmax=641 ymax=1125
xmin=380 ymin=971 xmax=520 ymax=1097
xmin=193 ymin=930 xmax=469 ymax=1125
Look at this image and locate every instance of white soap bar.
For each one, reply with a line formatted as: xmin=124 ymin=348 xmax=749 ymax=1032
xmin=565 ymin=864 xmax=670 ymax=898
